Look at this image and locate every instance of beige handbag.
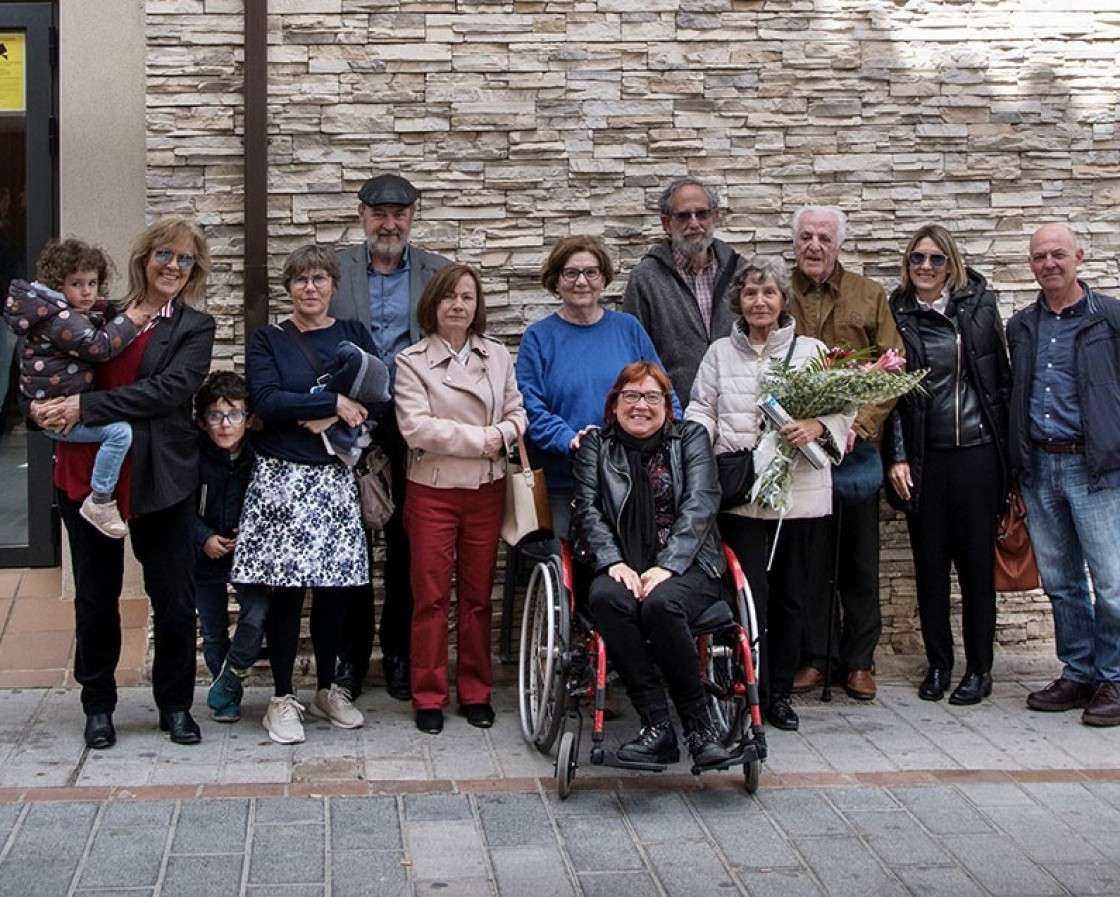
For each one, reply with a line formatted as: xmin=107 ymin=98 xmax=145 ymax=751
xmin=500 ymin=425 xmax=552 ymax=545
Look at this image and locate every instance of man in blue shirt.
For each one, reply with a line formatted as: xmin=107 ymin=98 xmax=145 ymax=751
xmin=332 ymin=174 xmax=451 ymax=702
xmin=1007 ymin=223 xmax=1120 ymax=727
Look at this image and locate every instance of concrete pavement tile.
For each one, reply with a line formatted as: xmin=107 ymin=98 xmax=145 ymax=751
xmin=476 ymin=792 xmax=556 ymax=847
xmin=644 ymin=838 xmax=744 ymax=895
xmin=847 ymin=809 xmax=948 ymax=866
xmin=954 ymin=781 xmax=1036 ymax=806
xmin=0 ymin=858 xmax=80 ymax=897
xmin=254 ymin=796 xmax=325 ymax=825
xmin=73 ymin=890 xmax=154 ymax=896
xmin=330 ymin=849 xmax=410 ymax=897
xmin=245 ymin=886 xmax=323 ymax=896
xmin=941 ymin=833 xmax=1065 ymax=896
xmin=161 ymin=853 xmax=244 ymax=897
xmin=684 ymin=786 xmax=761 ymax=815
xmin=983 ymin=804 xmax=1107 ymax=864
xmin=740 ymin=867 xmax=825 ymax=897
xmin=491 ymin=845 xmax=576 ymax=897
xmin=891 ymin=865 xmax=987 ymax=897
xmin=618 ymin=790 xmax=705 ymax=842
xmin=248 ymin=823 xmax=324 ymax=884
xmin=403 ymin=792 xmax=472 ymax=822
xmin=220 ymin=757 xmax=291 ymax=784
xmin=0 ymin=803 xmax=19 ymax=839
xmin=429 ymin=734 xmax=501 ymax=780
xmin=554 ymin=814 xmax=644 ymax=873
xmin=1024 ymin=781 xmax=1120 ymax=829
xmin=329 ymin=796 xmax=401 ymax=851
xmin=890 ymin=786 xmax=993 ymax=835
xmin=545 ymin=790 xmax=624 ymax=818
xmin=757 ymin=789 xmax=851 ymax=837
xmin=708 ymin=814 xmax=802 ymax=870
xmin=363 ymin=757 xmax=430 ymax=780
xmin=1043 ymin=861 xmax=1120 ymax=896
xmin=823 ymin=785 xmax=901 ymax=812
xmin=404 ymin=819 xmax=488 ymax=882
xmin=576 ymin=871 xmax=658 ymax=897
xmin=171 ymin=798 xmax=249 ymax=854
xmin=796 ymin=835 xmax=908 ymax=897
xmin=78 ymin=800 xmax=176 ymax=889
xmin=74 ymin=752 xmax=153 ymax=788
xmin=150 ymin=759 xmax=220 ymax=786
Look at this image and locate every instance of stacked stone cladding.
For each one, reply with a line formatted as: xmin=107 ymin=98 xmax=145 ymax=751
xmin=148 ymin=0 xmax=1120 ymax=657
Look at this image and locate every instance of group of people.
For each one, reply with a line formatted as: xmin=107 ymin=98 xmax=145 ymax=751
xmin=5 ymin=172 xmax=1118 ymax=757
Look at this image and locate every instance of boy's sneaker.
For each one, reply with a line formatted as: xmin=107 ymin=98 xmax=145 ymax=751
xmin=80 ymin=495 xmax=128 ymax=539
xmin=308 ymin=684 xmax=364 ymax=729
xmin=262 ymin=695 xmax=305 ymax=744
xmin=206 ymin=665 xmax=244 ymax=723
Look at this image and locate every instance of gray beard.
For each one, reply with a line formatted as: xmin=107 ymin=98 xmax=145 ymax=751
xmin=671 ymin=232 xmax=714 ymax=260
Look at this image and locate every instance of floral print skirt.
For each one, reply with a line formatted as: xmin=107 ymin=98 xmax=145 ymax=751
xmin=231 ymin=454 xmax=368 ymax=588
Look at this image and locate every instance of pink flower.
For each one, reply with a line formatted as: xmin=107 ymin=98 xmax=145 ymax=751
xmin=861 ymin=348 xmax=906 ymax=373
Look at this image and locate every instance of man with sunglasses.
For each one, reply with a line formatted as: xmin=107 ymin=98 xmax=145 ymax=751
xmin=623 ymin=177 xmax=746 ymax=408
xmin=332 ymin=173 xmax=451 ymax=703
xmin=1008 ymin=223 xmax=1120 ymax=727
xmin=787 ymin=205 xmax=904 ymax=703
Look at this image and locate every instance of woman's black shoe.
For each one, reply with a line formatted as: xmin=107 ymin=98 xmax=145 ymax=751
xmin=159 ymin=710 xmax=202 ymax=745
xmin=416 ymin=709 xmax=444 ymax=734
xmin=949 ymin=672 xmax=992 ymax=706
xmin=84 ymin=712 xmax=116 ymax=749
xmin=765 ymin=698 xmax=799 ymax=731
xmin=918 ymin=667 xmax=950 ymax=702
xmin=459 ymin=703 xmax=495 ymax=729
xmin=617 ymin=720 xmax=680 ymax=764
xmin=383 ymin=655 xmax=412 ymax=702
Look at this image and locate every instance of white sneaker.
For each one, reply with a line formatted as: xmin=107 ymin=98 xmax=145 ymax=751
xmin=308 ymin=684 xmax=364 ymax=729
xmin=80 ymin=494 xmax=128 ymax=539
xmin=262 ymin=695 xmax=305 ymax=744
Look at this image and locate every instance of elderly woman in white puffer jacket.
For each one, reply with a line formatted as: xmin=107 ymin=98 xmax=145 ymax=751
xmin=686 ymin=255 xmax=853 ymax=732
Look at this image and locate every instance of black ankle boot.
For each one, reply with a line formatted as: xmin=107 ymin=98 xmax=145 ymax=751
xmin=617 ymin=719 xmax=680 ymax=764
xmin=684 ymin=711 xmax=734 ymax=768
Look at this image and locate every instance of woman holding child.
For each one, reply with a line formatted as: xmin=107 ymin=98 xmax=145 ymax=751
xmin=33 ymin=215 xmax=216 ymax=749
xmin=223 ymin=244 xmax=389 ymax=745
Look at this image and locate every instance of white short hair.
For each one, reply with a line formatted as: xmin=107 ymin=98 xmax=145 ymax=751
xmin=791 ymin=205 xmax=847 ymax=246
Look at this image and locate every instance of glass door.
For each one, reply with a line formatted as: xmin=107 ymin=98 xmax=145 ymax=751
xmin=0 ymin=2 xmax=58 ymax=566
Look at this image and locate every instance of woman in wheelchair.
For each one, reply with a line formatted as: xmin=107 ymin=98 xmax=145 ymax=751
xmin=571 ymin=361 xmax=733 ymax=769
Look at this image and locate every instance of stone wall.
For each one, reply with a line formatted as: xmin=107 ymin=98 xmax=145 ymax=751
xmin=145 ymin=0 xmax=1120 ymax=657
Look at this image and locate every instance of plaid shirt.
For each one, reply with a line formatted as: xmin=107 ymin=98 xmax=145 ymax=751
xmin=672 ymin=245 xmax=718 ymax=337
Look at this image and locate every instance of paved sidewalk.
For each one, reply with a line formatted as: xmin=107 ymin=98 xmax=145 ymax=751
xmin=0 ymin=655 xmax=1116 ymax=895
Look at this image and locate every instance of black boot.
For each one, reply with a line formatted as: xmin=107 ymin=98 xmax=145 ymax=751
xmin=684 ymin=708 xmax=734 ymax=769
xmin=617 ymin=718 xmax=680 ymax=765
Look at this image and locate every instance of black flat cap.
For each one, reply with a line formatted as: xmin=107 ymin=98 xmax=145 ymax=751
xmin=358 ymin=174 xmax=420 ymax=207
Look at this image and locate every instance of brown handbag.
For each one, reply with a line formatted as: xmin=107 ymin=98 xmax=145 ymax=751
xmin=993 ymin=484 xmax=1040 ymax=592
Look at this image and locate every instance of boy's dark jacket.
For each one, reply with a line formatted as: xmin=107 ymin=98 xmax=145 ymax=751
xmin=191 ymin=431 xmax=255 ymax=584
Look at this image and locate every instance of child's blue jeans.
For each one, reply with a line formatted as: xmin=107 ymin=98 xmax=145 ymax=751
xmin=47 ymin=420 xmax=132 ymax=495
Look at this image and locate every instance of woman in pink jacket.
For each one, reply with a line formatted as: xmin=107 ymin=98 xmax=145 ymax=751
xmin=395 ymin=263 xmax=527 ymax=735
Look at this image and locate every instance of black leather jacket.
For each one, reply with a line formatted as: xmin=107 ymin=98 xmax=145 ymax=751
xmin=571 ymin=419 xmax=726 ymax=579
xmin=883 ymin=268 xmax=1011 ymax=514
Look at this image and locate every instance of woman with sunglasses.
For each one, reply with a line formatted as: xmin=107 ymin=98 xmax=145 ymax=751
xmin=884 ymin=224 xmax=1011 ymax=705
xmin=516 ymin=235 xmax=677 ymax=539
xmin=31 ymin=216 xmax=216 ymax=748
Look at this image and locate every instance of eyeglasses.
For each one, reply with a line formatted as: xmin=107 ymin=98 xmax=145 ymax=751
xmin=153 ymin=249 xmax=197 ymax=269
xmin=909 ymin=252 xmax=947 ymax=268
xmin=202 ymin=410 xmax=248 ymax=427
xmin=672 ymin=208 xmax=712 ymax=225
xmin=559 ymin=267 xmax=603 ymax=284
xmin=292 ymin=273 xmax=332 ymax=289
xmin=618 ymin=390 xmax=666 ymax=406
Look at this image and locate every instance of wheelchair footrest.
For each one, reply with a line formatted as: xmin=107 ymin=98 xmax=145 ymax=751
xmin=597 ymin=750 xmax=670 ymax=773
xmin=690 ymin=742 xmax=761 ymax=776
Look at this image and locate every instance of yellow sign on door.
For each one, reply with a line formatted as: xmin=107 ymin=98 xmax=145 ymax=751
xmin=0 ymin=33 xmax=26 ymax=113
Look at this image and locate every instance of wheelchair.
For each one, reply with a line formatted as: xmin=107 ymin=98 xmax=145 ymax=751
xmin=517 ymin=540 xmax=766 ymax=798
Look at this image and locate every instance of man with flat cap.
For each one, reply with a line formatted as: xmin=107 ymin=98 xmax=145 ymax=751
xmin=333 ymin=173 xmax=451 ymax=703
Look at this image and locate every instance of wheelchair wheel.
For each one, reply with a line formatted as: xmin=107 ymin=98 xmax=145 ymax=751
xmin=518 ymin=556 xmax=569 ymax=753
xmin=555 ymin=730 xmax=577 ymax=799
xmin=704 ymin=635 xmax=744 ymax=747
xmin=744 ymin=757 xmax=760 ymax=794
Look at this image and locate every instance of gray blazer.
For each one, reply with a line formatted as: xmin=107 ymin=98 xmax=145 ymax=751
xmin=332 ymin=242 xmax=452 ymax=345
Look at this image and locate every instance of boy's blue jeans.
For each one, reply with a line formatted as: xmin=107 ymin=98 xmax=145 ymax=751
xmin=195 ymin=579 xmax=269 ymax=679
xmin=47 ymin=420 xmax=132 ymax=495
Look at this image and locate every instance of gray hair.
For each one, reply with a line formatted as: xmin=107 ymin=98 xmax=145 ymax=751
xmin=728 ymin=254 xmax=793 ymax=315
xmin=658 ymin=178 xmax=721 ymax=217
xmin=791 ymin=205 xmax=847 ymax=246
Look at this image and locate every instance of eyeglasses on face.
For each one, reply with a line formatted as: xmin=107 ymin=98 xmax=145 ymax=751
xmin=559 ymin=266 xmax=603 ymax=284
xmin=292 ymin=273 xmax=332 ymax=289
xmin=909 ymin=251 xmax=947 ymax=268
xmin=153 ymin=249 xmax=197 ymax=269
xmin=202 ymin=410 xmax=248 ymax=427
xmin=618 ymin=390 xmax=666 ymax=406
xmin=672 ymin=208 xmax=712 ymax=225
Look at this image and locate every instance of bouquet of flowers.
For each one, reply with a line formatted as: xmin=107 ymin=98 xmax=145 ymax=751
xmin=751 ymin=347 xmax=926 ymax=512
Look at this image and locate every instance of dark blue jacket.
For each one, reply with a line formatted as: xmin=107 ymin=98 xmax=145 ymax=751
xmin=1007 ymin=281 xmax=1120 ymax=492
xmin=192 ymin=432 xmax=256 ymax=584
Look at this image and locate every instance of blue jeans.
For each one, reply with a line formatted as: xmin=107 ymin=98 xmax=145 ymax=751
xmin=1022 ymin=449 xmax=1120 ymax=684
xmin=221 ymin=582 xmax=270 ymax=674
xmin=194 ymin=579 xmax=233 ymax=679
xmin=47 ymin=420 xmax=132 ymax=494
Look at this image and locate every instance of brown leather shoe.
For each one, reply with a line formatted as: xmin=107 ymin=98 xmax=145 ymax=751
xmin=845 ymin=669 xmax=876 ymax=701
xmin=792 ymin=666 xmax=825 ymax=694
xmin=1081 ymin=682 xmax=1120 ymax=727
xmin=1026 ymin=677 xmax=1096 ymax=712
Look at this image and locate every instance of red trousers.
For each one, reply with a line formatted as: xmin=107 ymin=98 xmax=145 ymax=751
xmin=404 ymin=479 xmax=505 ymax=711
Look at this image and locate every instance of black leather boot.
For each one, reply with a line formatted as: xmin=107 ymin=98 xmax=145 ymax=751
xmin=684 ymin=709 xmax=734 ymax=769
xmin=617 ymin=719 xmax=680 ymax=765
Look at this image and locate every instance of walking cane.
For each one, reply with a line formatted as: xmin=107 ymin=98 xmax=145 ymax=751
xmin=822 ymin=503 xmax=842 ymax=702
